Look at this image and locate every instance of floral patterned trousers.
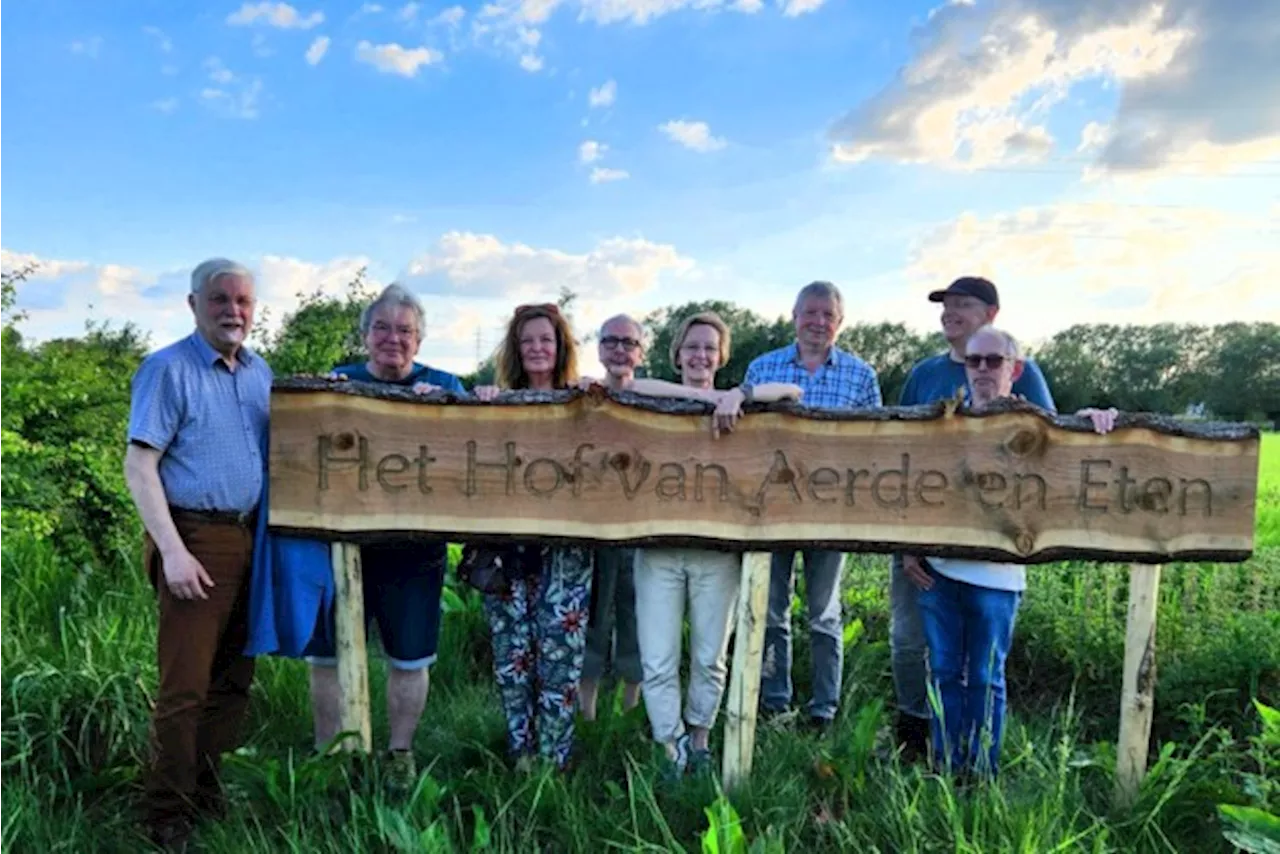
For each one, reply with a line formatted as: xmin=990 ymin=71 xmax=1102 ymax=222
xmin=483 ymin=547 xmax=593 ymax=768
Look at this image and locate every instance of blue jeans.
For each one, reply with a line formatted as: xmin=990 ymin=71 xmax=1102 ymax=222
xmin=761 ymin=549 xmax=844 ymax=720
xmin=917 ymin=569 xmax=1021 ymax=776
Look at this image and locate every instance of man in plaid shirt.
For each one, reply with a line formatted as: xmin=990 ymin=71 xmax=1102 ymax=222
xmin=744 ymin=281 xmax=882 ymax=731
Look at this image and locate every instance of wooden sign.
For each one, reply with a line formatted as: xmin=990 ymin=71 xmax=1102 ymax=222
xmin=267 ymin=379 xmax=1261 ymax=564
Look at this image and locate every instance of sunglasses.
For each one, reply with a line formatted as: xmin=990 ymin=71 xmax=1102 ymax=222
xmin=600 ymin=335 xmax=641 ymax=352
xmin=514 ymin=302 xmax=561 ymax=317
xmin=964 ymin=353 xmax=1009 ymax=370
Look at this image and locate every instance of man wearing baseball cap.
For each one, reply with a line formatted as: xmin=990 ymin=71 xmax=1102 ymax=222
xmin=888 ymin=276 xmax=1054 ymax=761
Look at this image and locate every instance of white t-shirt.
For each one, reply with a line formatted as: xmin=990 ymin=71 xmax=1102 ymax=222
xmin=926 ymin=557 xmax=1026 ymax=593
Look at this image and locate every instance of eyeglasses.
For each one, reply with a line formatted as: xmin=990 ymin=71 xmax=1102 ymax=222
xmin=964 ymin=354 xmax=1008 ymax=370
xmin=600 ymin=336 xmax=641 ymax=352
xmin=371 ymin=321 xmax=418 ymax=338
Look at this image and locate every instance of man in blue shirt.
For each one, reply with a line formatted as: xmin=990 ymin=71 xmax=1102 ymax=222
xmin=890 ymin=276 xmax=1055 ymax=760
xmin=302 ymin=284 xmax=466 ymax=792
xmin=124 ymin=258 xmax=272 ymax=848
xmin=744 ymin=281 xmax=882 ymax=731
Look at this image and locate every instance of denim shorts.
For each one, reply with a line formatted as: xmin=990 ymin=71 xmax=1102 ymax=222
xmin=304 ymin=541 xmax=446 ymax=670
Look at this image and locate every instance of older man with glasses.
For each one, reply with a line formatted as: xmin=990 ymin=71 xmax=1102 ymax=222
xmin=124 ymin=258 xmax=271 ymax=849
xmin=889 ymin=276 xmax=1055 ymax=761
xmin=578 ymin=314 xmax=647 ymax=720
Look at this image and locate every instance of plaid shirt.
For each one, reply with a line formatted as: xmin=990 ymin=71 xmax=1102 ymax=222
xmin=744 ymin=344 xmax=882 ymax=410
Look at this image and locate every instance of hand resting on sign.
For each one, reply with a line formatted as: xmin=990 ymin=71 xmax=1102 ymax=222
xmin=710 ymin=383 xmax=803 ymax=438
xmin=905 ymin=406 xmax=1122 ymax=590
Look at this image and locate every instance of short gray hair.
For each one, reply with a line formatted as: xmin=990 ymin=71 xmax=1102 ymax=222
xmin=792 ymin=280 xmax=844 ymax=316
xmin=968 ymin=325 xmax=1022 ymax=360
xmin=599 ymin=313 xmax=645 ymax=346
xmin=361 ymin=283 xmax=426 ymax=337
xmin=190 ymin=258 xmax=253 ymax=294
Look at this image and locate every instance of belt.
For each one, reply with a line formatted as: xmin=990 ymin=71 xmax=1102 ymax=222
xmin=170 ymin=506 xmax=258 ymax=527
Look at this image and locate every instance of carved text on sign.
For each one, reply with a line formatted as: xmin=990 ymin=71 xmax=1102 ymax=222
xmin=315 ymin=436 xmax=1216 ymax=519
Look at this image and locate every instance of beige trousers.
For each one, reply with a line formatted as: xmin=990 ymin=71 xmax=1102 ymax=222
xmin=634 ymin=548 xmax=741 ymax=745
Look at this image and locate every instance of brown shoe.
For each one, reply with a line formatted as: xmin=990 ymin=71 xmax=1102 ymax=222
xmin=895 ymin=713 xmax=931 ymax=764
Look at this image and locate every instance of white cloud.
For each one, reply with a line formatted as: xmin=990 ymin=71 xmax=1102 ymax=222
xmin=355 ymin=41 xmax=444 ymax=77
xmin=400 ymin=232 xmax=693 ymax=301
xmin=432 ymin=5 xmax=467 ymax=26
xmin=69 ymin=37 xmax=104 ymax=58
xmin=359 ymin=2 xmax=385 ymax=13
xmin=151 ymin=97 xmax=180 ymax=114
xmin=142 ymin=26 xmax=174 ymax=53
xmin=0 ymin=249 xmax=377 ymax=350
xmin=904 ymin=202 xmax=1280 ymax=339
xmin=778 ymin=0 xmax=825 ymax=16
xmin=829 ymin=0 xmax=1280 ymax=175
xmin=226 ymin=2 xmax=325 ymax=29
xmin=733 ymin=0 xmax=764 ymax=11
xmin=205 ymin=57 xmax=236 ymax=84
xmin=398 ymin=2 xmax=421 ymax=21
xmin=658 ymin=119 xmax=727 ymax=152
xmin=1077 ymin=121 xmax=1111 ymax=153
xmin=588 ymin=79 xmax=617 ymax=108
xmin=589 ymin=166 xmax=630 ymax=183
xmin=579 ymin=140 xmax=606 ymax=163
xmin=519 ymin=53 xmax=544 ymax=72
xmin=305 ymin=36 xmax=331 ymax=65
xmin=200 ymin=79 xmax=264 ymax=120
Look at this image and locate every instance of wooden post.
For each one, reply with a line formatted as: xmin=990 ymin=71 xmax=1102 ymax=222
xmin=722 ymin=552 xmax=772 ymax=791
xmin=332 ymin=541 xmax=372 ymax=752
xmin=1115 ymin=563 xmax=1162 ymax=809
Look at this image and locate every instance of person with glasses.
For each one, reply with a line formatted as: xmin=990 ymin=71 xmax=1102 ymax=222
xmin=913 ymin=325 xmax=1114 ymax=778
xmin=296 ymin=284 xmax=465 ymax=792
xmin=124 ymin=258 xmax=270 ymax=849
xmin=472 ymin=303 xmax=595 ymax=771
xmin=889 ymin=276 xmax=1056 ymax=761
xmin=582 ymin=311 xmax=802 ymax=775
xmin=578 ymin=315 xmax=646 ymax=722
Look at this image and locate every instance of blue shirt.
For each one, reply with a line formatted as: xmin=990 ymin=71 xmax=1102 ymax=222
xmin=899 ymin=353 xmax=1056 ymax=412
xmin=335 ymin=361 xmax=466 ymax=394
xmin=745 ymin=344 xmax=882 ymax=410
xmin=246 ymin=358 xmax=466 ymax=659
xmin=127 ymin=332 xmax=273 ymax=513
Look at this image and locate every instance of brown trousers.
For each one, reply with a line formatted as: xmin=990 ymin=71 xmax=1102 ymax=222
xmin=143 ymin=515 xmax=256 ymax=824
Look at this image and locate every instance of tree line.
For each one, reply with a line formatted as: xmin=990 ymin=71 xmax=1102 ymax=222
xmin=172 ymin=272 xmax=1278 ymax=422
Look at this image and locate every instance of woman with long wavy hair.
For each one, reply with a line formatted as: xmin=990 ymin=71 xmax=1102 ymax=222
xmin=472 ymin=303 xmax=592 ymax=770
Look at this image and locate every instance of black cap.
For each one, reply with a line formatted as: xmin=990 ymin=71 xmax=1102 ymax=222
xmin=928 ymin=276 xmax=999 ymax=308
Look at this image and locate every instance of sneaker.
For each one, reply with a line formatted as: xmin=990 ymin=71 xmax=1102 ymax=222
xmin=688 ymin=747 xmax=714 ymax=777
xmin=660 ymin=734 xmax=691 ymax=781
xmin=385 ymin=750 xmax=417 ymax=796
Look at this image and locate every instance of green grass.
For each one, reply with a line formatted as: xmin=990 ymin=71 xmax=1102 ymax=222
xmin=1257 ymin=433 xmax=1279 ymax=548
xmin=2 ymin=437 xmax=1278 ymax=852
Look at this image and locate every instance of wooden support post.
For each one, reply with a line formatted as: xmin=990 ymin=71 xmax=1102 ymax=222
xmin=722 ymin=552 xmax=772 ymax=792
xmin=332 ymin=541 xmax=372 ymax=752
xmin=1115 ymin=563 xmax=1162 ymax=809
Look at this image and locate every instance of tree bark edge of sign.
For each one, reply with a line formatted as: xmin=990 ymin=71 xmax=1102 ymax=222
xmin=269 ymin=381 xmax=1261 ymax=564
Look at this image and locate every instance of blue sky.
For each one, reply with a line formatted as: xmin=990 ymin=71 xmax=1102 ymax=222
xmin=4 ymin=0 xmax=1278 ymax=373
